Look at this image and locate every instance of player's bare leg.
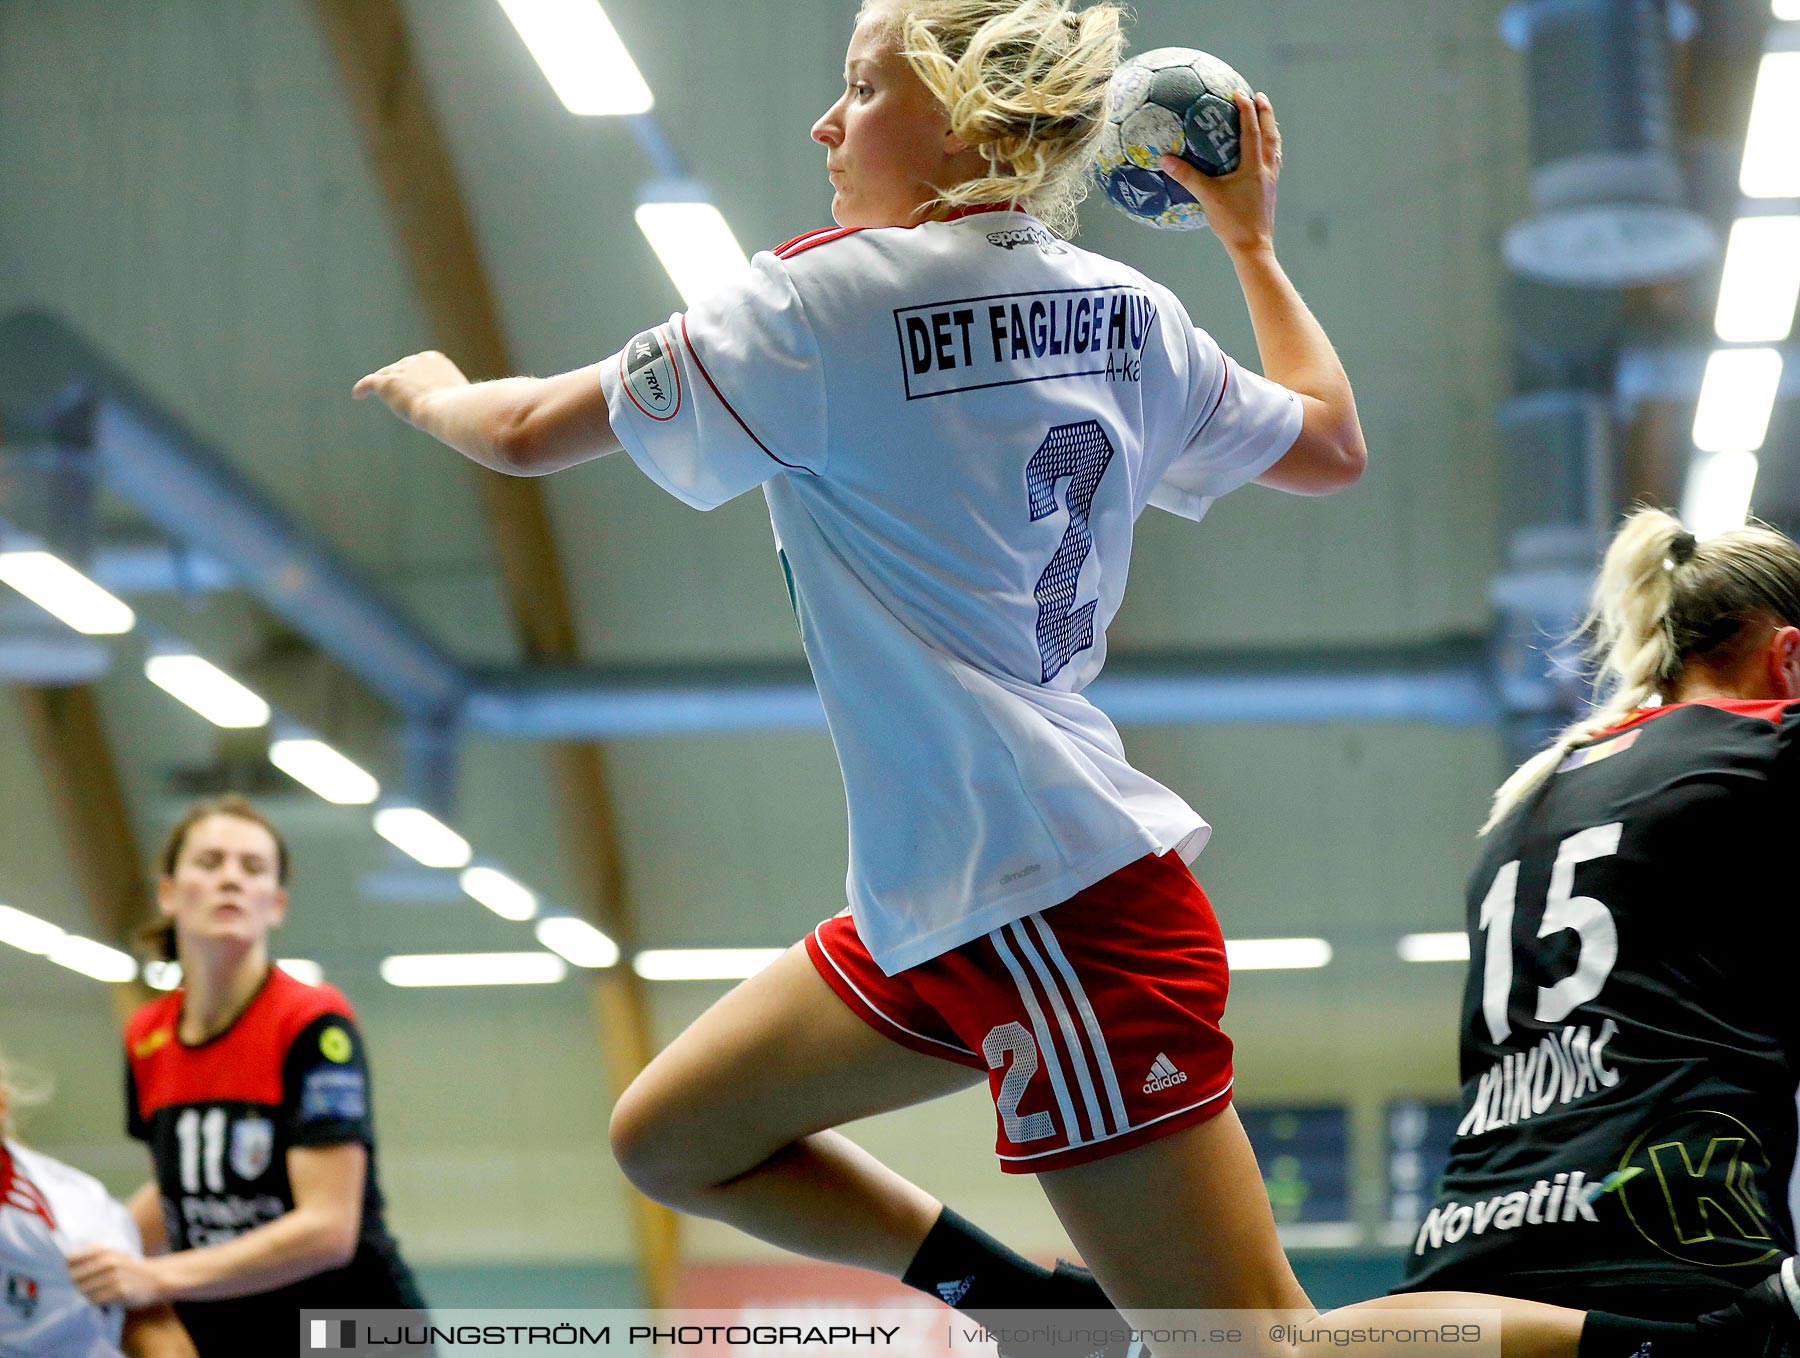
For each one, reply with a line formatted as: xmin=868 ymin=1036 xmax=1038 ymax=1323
xmin=610 ymin=941 xmax=985 ymax=1273
xmin=1037 ymin=1105 xmax=1587 ymax=1358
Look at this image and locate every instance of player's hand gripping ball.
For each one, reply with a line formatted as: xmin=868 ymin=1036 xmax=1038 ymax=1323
xmin=1094 ymin=47 xmax=1253 ymax=231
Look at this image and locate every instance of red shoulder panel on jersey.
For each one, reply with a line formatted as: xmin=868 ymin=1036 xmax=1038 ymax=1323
xmin=128 ymin=968 xmax=358 ymax=1119
xmin=775 ymin=226 xmax=865 ymax=260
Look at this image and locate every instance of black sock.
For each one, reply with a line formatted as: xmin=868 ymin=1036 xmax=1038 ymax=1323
xmin=1577 ymin=1312 xmax=1703 ymax=1358
xmin=901 ymin=1207 xmax=1111 ymax=1312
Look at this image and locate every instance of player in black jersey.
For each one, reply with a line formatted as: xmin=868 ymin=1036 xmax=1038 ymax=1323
xmin=67 ymin=797 xmax=429 ymax=1356
xmin=1397 ymin=508 xmax=1800 ymax=1354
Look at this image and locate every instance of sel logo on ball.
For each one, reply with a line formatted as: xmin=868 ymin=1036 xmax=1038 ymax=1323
xmin=623 ymin=326 xmax=682 ymax=421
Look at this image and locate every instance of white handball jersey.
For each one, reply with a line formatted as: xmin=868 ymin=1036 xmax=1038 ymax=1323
xmin=601 ymin=208 xmax=1302 ymax=974
xmin=0 ymin=1139 xmax=139 ymax=1358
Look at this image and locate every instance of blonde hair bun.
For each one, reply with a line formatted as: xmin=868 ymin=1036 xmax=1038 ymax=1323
xmin=867 ymin=0 xmax=1127 ymax=236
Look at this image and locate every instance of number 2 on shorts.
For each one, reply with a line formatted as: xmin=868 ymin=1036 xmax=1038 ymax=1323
xmin=984 ymin=1021 xmax=1056 ymax=1143
xmin=1027 ymin=421 xmax=1115 ymax=683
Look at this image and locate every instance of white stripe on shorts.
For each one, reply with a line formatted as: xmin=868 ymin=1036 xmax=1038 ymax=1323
xmin=1026 ymin=912 xmax=1131 ymax=1137
xmin=995 ymin=1077 xmax=1234 ymax=1163
xmin=811 ymin=923 xmax=977 ymax=1058
xmin=1006 ymin=919 xmax=1108 ymax=1144
xmin=991 ymin=926 xmax=1086 ymax=1148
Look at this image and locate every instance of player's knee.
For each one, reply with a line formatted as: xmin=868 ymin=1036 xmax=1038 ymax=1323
xmin=608 ymin=1077 xmax=702 ymax=1205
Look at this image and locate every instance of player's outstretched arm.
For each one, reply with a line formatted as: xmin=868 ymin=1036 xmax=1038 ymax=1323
xmin=71 ymin=1144 xmax=368 ymax=1306
xmin=354 ymin=350 xmax=623 ymax=476
xmin=1164 ymin=91 xmax=1366 ymax=496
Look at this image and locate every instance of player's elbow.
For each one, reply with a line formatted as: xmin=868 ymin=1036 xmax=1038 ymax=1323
xmin=304 ymin=1209 xmax=361 ymax=1271
xmin=319 ymin=1226 xmax=359 ymax=1271
xmin=492 ymin=408 xmax=621 ymax=477
xmin=489 ymin=411 xmax=546 ymax=476
xmin=1325 ymin=434 xmax=1368 ymax=490
xmin=1310 ymin=404 xmax=1368 ymax=491
xmin=1261 ymin=429 xmax=1367 ymax=496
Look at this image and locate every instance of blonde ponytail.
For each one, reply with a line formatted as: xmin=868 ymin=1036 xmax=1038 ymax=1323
xmin=866 ymin=0 xmax=1126 ymax=236
xmin=1483 ymin=508 xmax=1800 ymax=833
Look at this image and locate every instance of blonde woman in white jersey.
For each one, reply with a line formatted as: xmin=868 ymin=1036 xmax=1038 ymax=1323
xmin=357 ymin=3 xmax=1800 ymax=1353
xmin=0 ymin=1049 xmax=193 ymax=1358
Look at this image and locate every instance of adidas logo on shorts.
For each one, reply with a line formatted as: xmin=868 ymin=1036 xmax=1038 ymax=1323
xmin=1143 ymin=1052 xmax=1187 ymax=1094
xmin=936 ymin=1276 xmax=973 ymax=1307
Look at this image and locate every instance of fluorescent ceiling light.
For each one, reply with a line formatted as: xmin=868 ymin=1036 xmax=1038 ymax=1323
xmin=1777 ymin=0 xmax=1800 ymax=18
xmin=1398 ymin=931 xmax=1470 ymax=963
xmin=379 ymin=952 xmax=567 ymax=987
xmin=1692 ymin=348 xmax=1783 ymax=454
xmin=635 ymin=203 xmax=751 ymax=307
xmin=0 ymin=551 xmax=135 ymax=634
xmin=1225 ymin=937 xmax=1333 ymax=971
xmin=535 ymin=916 xmax=619 ymax=968
xmin=0 ymin=904 xmax=66 ymax=955
xmin=277 ymin=958 xmax=325 ymax=986
xmin=0 ymin=905 xmax=136 ymax=982
xmin=497 ymin=0 xmax=653 ymax=115
xmin=48 ymin=934 xmax=137 ymax=984
xmin=632 ymin=947 xmax=782 ymax=981
xmin=269 ymin=738 xmax=379 ymax=805
xmin=461 ymin=866 xmax=539 ymax=922
xmin=373 ymin=807 xmax=472 ymax=869
xmin=1683 ymin=449 xmax=1760 ymax=539
xmin=143 ymin=960 xmax=182 ymax=991
xmin=145 ymin=654 xmax=270 ymax=728
xmin=1742 ymin=52 xmax=1800 ymax=198
xmin=1715 ymin=217 xmax=1800 ymax=344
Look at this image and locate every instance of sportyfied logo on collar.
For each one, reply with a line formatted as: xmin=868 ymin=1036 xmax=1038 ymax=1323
xmin=986 ymin=224 xmax=1067 ymax=255
xmin=621 ymin=326 xmax=682 ymax=421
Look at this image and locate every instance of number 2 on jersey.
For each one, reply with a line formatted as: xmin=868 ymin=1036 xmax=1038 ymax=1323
xmin=1477 ymin=822 xmax=1623 ymax=1043
xmin=1026 ymin=421 xmax=1115 ymax=683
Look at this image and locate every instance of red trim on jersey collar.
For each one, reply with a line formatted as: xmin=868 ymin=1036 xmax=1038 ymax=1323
xmin=1597 ymin=695 xmax=1800 ymax=739
xmin=774 ymin=226 xmax=865 ymax=260
xmin=0 ymin=1145 xmax=57 ymax=1232
xmin=772 ymin=204 xmax=1021 ymax=259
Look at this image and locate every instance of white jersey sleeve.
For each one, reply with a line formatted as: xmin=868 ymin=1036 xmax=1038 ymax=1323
xmin=1145 ymin=324 xmax=1303 ymax=522
xmin=1 ymin=1140 xmax=139 ymax=1358
xmin=599 ymin=254 xmax=829 ymax=510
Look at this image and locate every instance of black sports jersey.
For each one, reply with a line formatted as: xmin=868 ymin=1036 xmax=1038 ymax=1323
xmin=1398 ymin=698 xmax=1800 ymax=1316
xmin=125 ymin=966 xmax=427 ymax=1354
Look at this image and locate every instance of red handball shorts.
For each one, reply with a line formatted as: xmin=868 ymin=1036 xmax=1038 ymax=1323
xmin=805 ymin=851 xmax=1234 ymax=1174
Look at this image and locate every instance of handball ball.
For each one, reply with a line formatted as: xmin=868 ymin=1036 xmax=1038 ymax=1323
xmin=1094 ymin=47 xmax=1253 ymax=231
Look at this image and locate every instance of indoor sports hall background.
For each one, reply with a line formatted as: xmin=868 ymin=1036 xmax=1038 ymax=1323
xmin=2 ymin=0 xmax=1796 ymax=1316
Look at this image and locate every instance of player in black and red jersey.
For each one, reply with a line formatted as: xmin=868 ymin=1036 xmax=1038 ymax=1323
xmin=67 ymin=796 xmax=427 ymax=1356
xmin=1398 ymin=508 xmax=1800 ymax=1353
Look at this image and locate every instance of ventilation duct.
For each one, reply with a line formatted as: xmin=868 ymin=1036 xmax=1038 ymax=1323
xmin=1500 ymin=0 xmax=1715 ymax=287
xmin=1490 ymin=390 xmax=1612 ymax=765
xmin=1 ymin=310 xmax=1499 ymax=735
